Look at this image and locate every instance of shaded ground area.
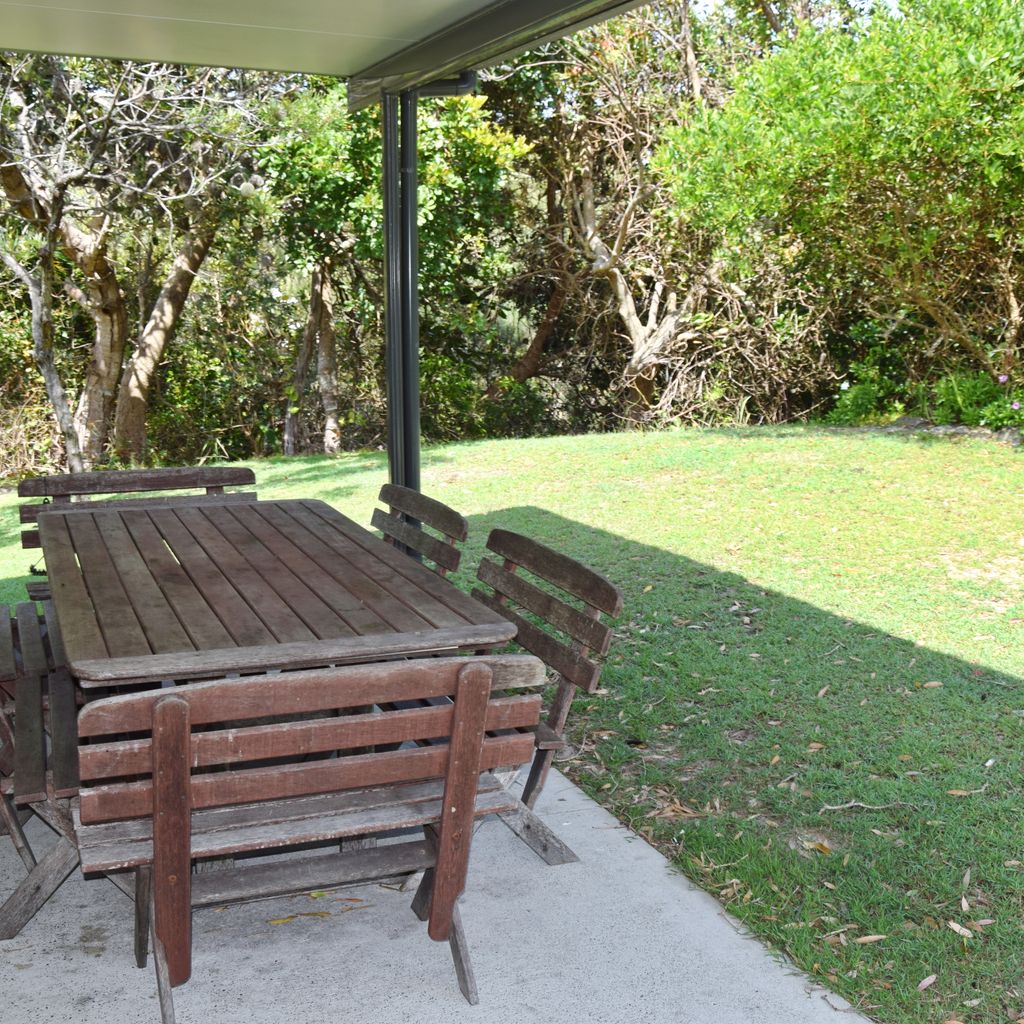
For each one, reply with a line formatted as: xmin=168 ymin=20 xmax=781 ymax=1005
xmin=0 ymin=773 xmax=862 ymax=1023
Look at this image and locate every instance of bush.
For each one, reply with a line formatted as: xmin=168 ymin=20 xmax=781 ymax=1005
xmin=929 ymin=372 xmax=1002 ymax=426
xmin=825 ymin=382 xmax=882 ymax=425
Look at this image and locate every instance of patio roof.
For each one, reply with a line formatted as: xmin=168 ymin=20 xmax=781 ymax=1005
xmin=0 ymin=0 xmax=640 ymax=106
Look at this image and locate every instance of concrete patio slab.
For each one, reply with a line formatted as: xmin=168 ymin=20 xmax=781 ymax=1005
xmin=1 ymin=771 xmax=867 ymax=1023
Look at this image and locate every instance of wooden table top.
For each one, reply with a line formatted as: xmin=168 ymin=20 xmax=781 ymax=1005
xmin=38 ymin=498 xmax=513 ymax=687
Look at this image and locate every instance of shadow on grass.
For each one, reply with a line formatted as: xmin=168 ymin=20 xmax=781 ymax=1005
xmin=455 ymin=506 xmax=1023 ymax=1023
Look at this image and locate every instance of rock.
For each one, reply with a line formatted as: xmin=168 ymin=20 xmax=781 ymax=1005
xmin=995 ymin=427 xmax=1022 ymax=447
xmin=891 ymin=416 xmax=930 ymax=429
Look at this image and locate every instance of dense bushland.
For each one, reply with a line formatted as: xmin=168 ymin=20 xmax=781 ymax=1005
xmin=1 ymin=0 xmax=1021 ymax=473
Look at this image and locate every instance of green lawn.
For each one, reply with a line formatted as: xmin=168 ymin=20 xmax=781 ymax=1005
xmin=3 ymin=425 xmax=1022 ymax=1023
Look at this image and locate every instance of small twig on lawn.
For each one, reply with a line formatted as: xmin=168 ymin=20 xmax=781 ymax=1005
xmin=818 ymin=800 xmax=912 ymax=813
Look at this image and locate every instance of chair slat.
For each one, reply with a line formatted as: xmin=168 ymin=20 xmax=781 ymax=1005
xmin=486 ymin=529 xmax=623 ymax=616
xmin=76 ymin=778 xmax=517 ymax=873
xmin=472 ymin=589 xmax=601 ymax=692
xmin=48 ymin=668 xmax=79 ymax=798
xmin=79 ymin=654 xmax=544 ymax=737
xmin=13 ymin=605 xmax=47 ymax=804
xmin=18 ymin=466 xmax=255 ymax=498
xmin=0 ymin=607 xmax=15 ymax=683
xmin=477 ymin=557 xmax=613 ymax=654
xmin=21 ymin=491 xmax=259 ymax=524
xmin=371 ymin=508 xmax=460 ymax=572
xmin=379 ymin=484 xmax=468 ymax=542
xmin=80 ymin=694 xmax=541 ymax=780
xmin=80 ymin=732 xmax=535 ymax=824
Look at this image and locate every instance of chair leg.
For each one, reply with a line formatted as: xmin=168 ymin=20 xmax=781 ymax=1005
xmin=520 ymin=748 xmax=554 ymax=809
xmin=410 ymin=866 xmax=434 ymax=922
xmin=0 ymin=834 xmax=78 ymax=938
xmin=135 ymin=866 xmax=153 ymax=968
xmin=0 ymin=790 xmax=37 ymax=871
xmin=448 ymin=905 xmax=478 ymax=1005
xmin=151 ymin=906 xmax=177 ymax=1024
xmin=497 ymin=803 xmax=580 ymax=866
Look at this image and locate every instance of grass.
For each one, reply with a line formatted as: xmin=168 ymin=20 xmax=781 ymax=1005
xmin=3 ymin=424 xmax=1023 ymax=1022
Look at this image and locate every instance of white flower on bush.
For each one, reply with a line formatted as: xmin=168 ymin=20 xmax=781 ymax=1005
xmin=840 ymin=381 xmax=851 ymax=391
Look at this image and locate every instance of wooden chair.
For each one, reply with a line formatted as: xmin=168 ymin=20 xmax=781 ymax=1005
xmin=18 ymin=466 xmax=258 ymax=598
xmin=472 ymin=529 xmax=623 ymax=810
xmin=0 ymin=601 xmax=83 ymax=937
xmin=371 ymin=483 xmax=468 ymax=577
xmin=73 ymin=654 xmax=544 ymax=1021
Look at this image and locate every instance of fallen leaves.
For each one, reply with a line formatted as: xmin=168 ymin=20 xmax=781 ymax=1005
xmin=854 ymin=934 xmax=888 ymax=944
xmin=947 ymin=920 xmax=973 ymax=939
xmin=917 ymin=974 xmax=937 ymax=991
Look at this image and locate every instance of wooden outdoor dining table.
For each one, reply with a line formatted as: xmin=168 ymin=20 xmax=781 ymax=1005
xmin=36 ymin=497 xmax=515 ymax=687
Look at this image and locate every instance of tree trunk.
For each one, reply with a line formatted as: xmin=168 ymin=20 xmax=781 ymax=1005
xmin=486 ymin=279 xmax=568 ymax=397
xmin=317 ymin=271 xmax=341 ymax=454
xmin=284 ymin=267 xmax=323 ymax=456
xmin=681 ymin=0 xmax=703 ymax=102
xmin=112 ymin=224 xmax=216 ymax=462
xmin=0 ymin=244 xmax=84 ymax=472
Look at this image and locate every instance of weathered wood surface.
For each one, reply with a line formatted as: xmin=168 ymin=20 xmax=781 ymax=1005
xmin=152 ymin=697 xmax=192 ymax=987
xmin=379 ymin=484 xmax=468 ymax=542
xmin=13 ymin=605 xmax=47 ymax=804
xmin=77 ymin=778 xmax=518 ymax=872
xmin=474 ymin=527 xmax=624 ymax=809
xmin=372 ymin=508 xmax=461 ymax=573
xmin=18 ymin=466 xmax=255 ymax=498
xmin=48 ymin=668 xmax=80 ymax=797
xmin=484 ymin=529 xmax=623 ymax=616
xmin=39 ymin=499 xmax=513 ymax=685
xmin=0 ymin=835 xmax=79 ymax=939
xmin=20 ymin=491 xmax=258 ymax=523
xmin=190 ymin=841 xmax=434 ymax=907
xmin=72 ymin=656 xmax=538 ymax=1014
xmin=429 ymin=664 xmax=490 ymax=941
xmin=0 ymin=606 xmax=15 ymax=683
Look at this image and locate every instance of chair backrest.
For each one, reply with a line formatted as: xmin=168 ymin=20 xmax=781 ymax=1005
xmin=473 ymin=529 xmax=623 ymax=695
xmin=371 ymin=483 xmax=469 ymax=576
xmin=472 ymin=530 xmax=622 ymax=807
xmin=75 ymin=653 xmax=543 ymax=827
xmin=77 ymin=654 xmax=542 ymax=987
xmin=18 ymin=466 xmax=257 ymax=549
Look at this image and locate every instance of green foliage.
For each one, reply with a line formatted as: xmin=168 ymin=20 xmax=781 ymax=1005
xmin=928 ymin=371 xmax=1002 ymax=426
xmin=825 ymin=381 xmax=881 ymax=425
xmin=657 ymin=0 xmax=1024 ymax=380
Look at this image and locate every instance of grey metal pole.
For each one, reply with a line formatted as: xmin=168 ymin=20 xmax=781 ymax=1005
xmin=399 ymin=89 xmax=421 ymax=494
xmin=381 ymin=91 xmax=405 ymax=486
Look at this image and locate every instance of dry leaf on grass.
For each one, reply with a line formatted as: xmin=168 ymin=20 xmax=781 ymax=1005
xmin=917 ymin=974 xmax=937 ymax=991
xmin=947 ymin=920 xmax=972 ymax=939
xmin=923 ymin=681 xmax=944 ymax=689
xmin=854 ymin=934 xmax=887 ymax=944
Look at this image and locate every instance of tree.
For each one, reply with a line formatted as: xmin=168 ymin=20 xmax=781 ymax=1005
xmin=262 ymin=82 xmax=530 ymax=452
xmin=658 ymin=0 xmax=1024 ymax=381
xmin=0 ymin=55 xmax=273 ymax=466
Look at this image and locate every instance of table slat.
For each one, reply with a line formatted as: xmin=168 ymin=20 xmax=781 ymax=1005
xmin=254 ymin=504 xmax=430 ymax=633
xmin=64 ymin=515 xmax=151 ymax=657
xmin=200 ymin=506 xmax=355 ymax=639
xmin=171 ymin=507 xmax=315 ymax=644
xmin=119 ymin=510 xmax=233 ymax=651
xmin=277 ymin=503 xmax=464 ymax=629
xmin=93 ymin=511 xmax=193 ymax=654
xmin=36 ymin=515 xmax=108 ymax=662
xmin=306 ymin=501 xmax=509 ymax=627
xmin=147 ymin=509 xmax=275 ymax=647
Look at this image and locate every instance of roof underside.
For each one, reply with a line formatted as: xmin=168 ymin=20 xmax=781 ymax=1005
xmin=0 ymin=0 xmax=640 ymax=105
